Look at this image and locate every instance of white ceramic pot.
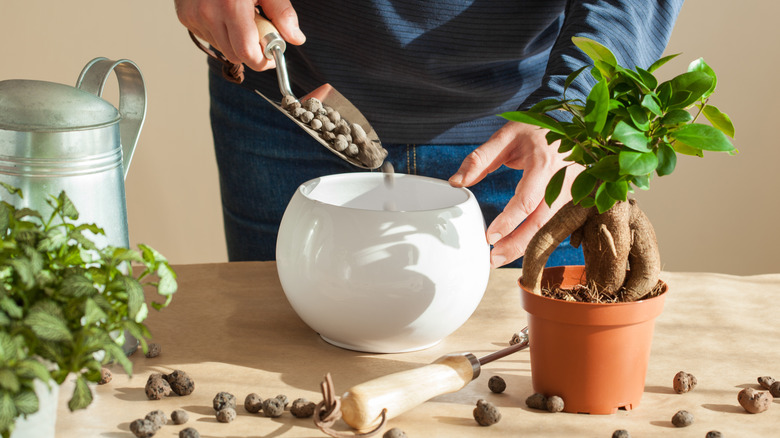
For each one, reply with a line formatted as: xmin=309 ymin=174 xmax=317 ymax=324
xmin=276 ymin=172 xmax=490 ymax=353
xmin=11 ymin=379 xmax=58 ymax=438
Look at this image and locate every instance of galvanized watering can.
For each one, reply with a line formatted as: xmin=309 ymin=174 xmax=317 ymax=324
xmin=0 ymin=57 xmax=146 ymax=249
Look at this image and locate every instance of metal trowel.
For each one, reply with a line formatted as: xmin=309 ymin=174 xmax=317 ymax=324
xmin=254 ymin=15 xmax=386 ymax=170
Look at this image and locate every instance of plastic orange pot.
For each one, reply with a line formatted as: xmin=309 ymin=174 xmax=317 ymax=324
xmin=519 ymin=265 xmax=667 ymax=414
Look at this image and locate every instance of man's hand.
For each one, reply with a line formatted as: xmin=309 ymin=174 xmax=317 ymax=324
xmin=174 ymin=0 xmax=306 ymax=72
xmin=449 ymin=121 xmax=581 ymax=268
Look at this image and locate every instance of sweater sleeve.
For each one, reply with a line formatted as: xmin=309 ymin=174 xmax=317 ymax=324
xmin=520 ymin=0 xmax=684 ymax=120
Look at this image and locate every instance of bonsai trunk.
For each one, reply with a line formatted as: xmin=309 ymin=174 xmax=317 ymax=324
xmin=521 ymin=199 xmax=660 ymax=302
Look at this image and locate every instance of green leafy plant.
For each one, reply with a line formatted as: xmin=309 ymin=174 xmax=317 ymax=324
xmin=0 ymin=183 xmax=177 ymax=437
xmin=509 ymin=37 xmax=735 ymax=302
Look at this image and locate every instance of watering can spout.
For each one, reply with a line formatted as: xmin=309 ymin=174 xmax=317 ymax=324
xmin=76 ymin=57 xmax=147 ymax=179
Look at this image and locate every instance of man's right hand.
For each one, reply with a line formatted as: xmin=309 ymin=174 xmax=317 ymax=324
xmin=174 ymin=0 xmax=306 ymax=72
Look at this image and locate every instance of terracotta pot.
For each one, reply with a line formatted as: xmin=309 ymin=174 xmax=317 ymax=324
xmin=519 ymin=265 xmax=666 ymax=414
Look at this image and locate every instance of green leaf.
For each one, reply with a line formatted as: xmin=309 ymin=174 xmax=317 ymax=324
xmin=669 ymin=124 xmax=735 ymax=152
xmin=588 ymin=155 xmax=620 ymax=182
xmin=627 ymin=105 xmax=650 ymax=131
xmin=648 ymin=53 xmax=681 ymax=73
xmin=564 ymin=66 xmax=589 ymax=92
xmin=605 ymin=180 xmax=629 ymax=202
xmin=123 ymin=277 xmax=145 ymax=320
xmin=12 ymin=390 xmax=39 ymax=416
xmin=60 ymin=275 xmax=96 ymax=298
xmin=656 ymin=142 xmax=678 ymax=176
xmin=584 ymin=80 xmax=609 ymax=134
xmin=661 ymin=109 xmax=694 ymax=127
xmin=56 ymin=191 xmax=79 ymax=220
xmin=0 ymin=370 xmax=20 ymax=393
xmin=0 ymin=392 xmax=16 ymax=433
xmin=641 ymin=94 xmax=662 ymax=116
xmin=571 ymin=171 xmax=598 ymax=204
xmin=672 ymin=141 xmax=704 ymax=157
xmin=612 ymin=121 xmax=650 ymax=152
xmin=594 ymin=183 xmax=618 ymax=214
xmin=101 ymin=342 xmax=133 ymax=376
xmin=572 ymin=36 xmax=617 ymax=67
xmin=657 ymin=82 xmax=672 ymax=108
xmin=25 ymin=310 xmax=73 ymax=342
xmin=545 ymin=167 xmax=567 ymax=207
xmin=15 ymin=359 xmax=52 ymax=384
xmin=83 ymin=298 xmax=108 ymax=326
xmin=619 ymin=150 xmax=658 ymax=176
xmin=632 ymin=174 xmax=651 ymax=190
xmin=668 ymin=71 xmax=714 ymax=109
xmin=688 ymin=58 xmax=717 ymax=98
xmin=501 ymin=111 xmax=564 ymax=134
xmin=67 ymin=375 xmax=93 ymax=411
xmin=702 ymin=104 xmax=735 ymax=137
xmin=635 ymin=67 xmax=658 ymax=90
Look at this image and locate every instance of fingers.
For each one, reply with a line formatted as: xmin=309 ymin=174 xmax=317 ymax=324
xmin=448 ymin=129 xmax=513 ymax=188
xmin=258 ymin=0 xmax=306 ymax=45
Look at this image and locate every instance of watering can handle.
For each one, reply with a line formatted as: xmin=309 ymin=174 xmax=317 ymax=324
xmin=75 ymin=58 xmax=147 ymax=180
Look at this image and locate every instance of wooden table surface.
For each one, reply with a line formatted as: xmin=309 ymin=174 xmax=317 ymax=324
xmin=55 ymin=262 xmax=780 ymax=437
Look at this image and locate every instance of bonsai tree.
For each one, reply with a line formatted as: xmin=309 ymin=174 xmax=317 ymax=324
xmin=505 ymin=37 xmax=736 ymax=302
xmin=0 ymin=183 xmax=177 ymax=437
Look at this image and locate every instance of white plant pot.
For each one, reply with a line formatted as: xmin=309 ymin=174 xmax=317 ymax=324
xmin=11 ymin=379 xmax=58 ymax=438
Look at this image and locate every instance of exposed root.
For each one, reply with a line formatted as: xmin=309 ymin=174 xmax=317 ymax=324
xmin=542 ymin=279 xmax=665 ymax=303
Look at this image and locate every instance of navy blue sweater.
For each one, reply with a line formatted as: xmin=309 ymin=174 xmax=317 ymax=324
xmin=215 ymin=0 xmax=683 ymax=144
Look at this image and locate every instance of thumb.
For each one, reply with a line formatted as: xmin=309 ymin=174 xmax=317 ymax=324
xmin=258 ymin=0 xmax=306 ymax=45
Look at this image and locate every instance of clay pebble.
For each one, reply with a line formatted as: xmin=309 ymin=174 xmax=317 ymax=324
xmin=275 ymin=394 xmax=289 ymax=408
xmin=145 ymin=409 xmax=167 ymax=429
xmin=546 ymin=395 xmax=564 ymax=413
xmin=216 ymin=407 xmax=236 ymax=423
xmin=770 ymin=381 xmax=780 ymax=398
xmin=671 ymin=410 xmax=694 ymax=427
xmin=383 ymin=427 xmax=408 ymax=438
xmin=98 ymin=367 xmax=112 ymax=385
xmin=145 ymin=343 xmax=161 ymax=358
xmin=473 ymin=399 xmax=501 ymax=426
xmin=171 ymin=409 xmax=189 ymax=425
xmin=213 ymin=392 xmax=237 ymax=411
xmin=737 ymin=387 xmax=773 ymax=413
xmin=129 ymin=419 xmax=157 ymax=438
xmin=244 ymin=393 xmax=264 ymax=413
xmin=488 ymin=375 xmax=506 ymax=394
xmin=290 ymin=398 xmax=316 ymax=418
xmin=179 ymin=427 xmax=200 ymax=438
xmin=612 ymin=430 xmax=630 ymax=438
xmin=757 ymin=375 xmax=775 ymax=390
xmin=145 ymin=373 xmax=172 ymax=400
xmin=525 ymin=393 xmax=547 ymax=410
xmin=673 ymin=371 xmax=697 ymax=394
xmin=164 ymin=370 xmax=195 ymax=396
xmin=263 ymin=397 xmax=285 ymax=417
xmin=705 ymin=431 xmax=723 ymax=438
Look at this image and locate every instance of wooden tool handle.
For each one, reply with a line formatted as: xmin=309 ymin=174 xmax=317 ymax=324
xmin=254 ymin=14 xmax=286 ymax=59
xmin=340 ymin=353 xmax=480 ymax=432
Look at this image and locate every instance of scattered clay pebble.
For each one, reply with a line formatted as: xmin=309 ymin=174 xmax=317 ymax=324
xmin=770 ymin=381 xmax=780 ymax=398
xmin=290 ymin=398 xmax=316 ymax=418
xmin=164 ymin=370 xmax=195 ymax=396
xmin=705 ymin=431 xmax=723 ymax=438
xmin=145 ymin=409 xmax=167 ymax=430
xmin=671 ymin=410 xmax=694 ymax=427
xmin=737 ymin=387 xmax=773 ymax=413
xmin=145 ymin=343 xmax=161 ymax=358
xmin=473 ymin=399 xmax=501 ymax=426
xmin=383 ymin=427 xmax=407 ymax=438
xmin=673 ymin=371 xmax=697 ymax=394
xmin=145 ymin=373 xmax=172 ymax=400
xmin=244 ymin=393 xmax=264 ymax=413
xmin=757 ymin=376 xmax=775 ymax=390
xmin=488 ymin=375 xmax=506 ymax=394
xmin=546 ymin=395 xmax=565 ymax=413
xmin=612 ymin=430 xmax=630 ymax=438
xmin=98 ymin=367 xmax=112 ymax=385
xmin=179 ymin=427 xmax=200 ymax=438
xmin=216 ymin=407 xmax=236 ymax=423
xmin=525 ymin=393 xmax=547 ymax=410
xmin=213 ymin=392 xmax=236 ymax=411
xmin=263 ymin=397 xmax=285 ymax=417
xmin=129 ymin=419 xmax=157 ymax=438
xmin=275 ymin=394 xmax=289 ymax=408
xmin=171 ymin=409 xmax=189 ymax=425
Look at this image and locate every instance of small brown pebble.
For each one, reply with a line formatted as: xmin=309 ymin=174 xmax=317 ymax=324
xmin=244 ymin=393 xmax=263 ymax=413
xmin=216 ymin=407 xmax=236 ymax=423
xmin=263 ymin=397 xmax=285 ymax=417
xmin=671 ymin=410 xmax=694 ymax=427
xmin=335 ymin=119 xmax=351 ymax=136
xmin=350 ymin=123 xmax=367 ymax=142
xmin=310 ymin=118 xmax=323 ymax=131
xmin=145 ymin=409 xmax=167 ymax=430
xmin=281 ymin=95 xmax=298 ymax=110
xmin=705 ymin=432 xmax=723 ymax=438
xmin=333 ymin=135 xmax=348 ymax=152
xmin=757 ymin=376 xmax=775 ymax=389
xmin=345 ymin=143 xmax=359 ymax=157
xmin=738 ymin=387 xmax=773 ymax=413
xmin=525 ymin=393 xmax=547 ymax=410
xmin=164 ymin=370 xmax=195 ymax=396
xmin=145 ymin=373 xmax=172 ymax=400
xmin=129 ymin=419 xmax=156 ymax=438
xmin=292 ymin=107 xmax=306 ymax=118
xmin=290 ymin=398 xmax=316 ymax=418
xmin=612 ymin=430 xmax=630 ymax=438
xmin=145 ymin=343 xmax=161 ymax=358
xmin=770 ymin=381 xmax=780 ymax=398
xmin=213 ymin=392 xmax=236 ymax=411
xmin=383 ymin=427 xmax=407 ymax=438
xmin=179 ymin=427 xmax=200 ymax=438
xmin=473 ymin=399 xmax=501 ymax=426
xmin=275 ymin=394 xmax=289 ymax=408
xmin=98 ymin=367 xmax=112 ymax=385
xmin=488 ymin=376 xmax=506 ymax=394
xmin=171 ymin=409 xmax=189 ymax=425
xmin=300 ymin=111 xmax=315 ymax=124
xmin=327 ymin=108 xmax=341 ymax=123
xmin=302 ymin=98 xmax=322 ymax=113
xmin=546 ymin=395 xmax=564 ymax=413
xmin=673 ymin=371 xmax=697 ymax=394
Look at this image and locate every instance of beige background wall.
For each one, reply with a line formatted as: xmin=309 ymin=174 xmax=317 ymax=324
xmin=1 ymin=1 xmax=776 ymax=275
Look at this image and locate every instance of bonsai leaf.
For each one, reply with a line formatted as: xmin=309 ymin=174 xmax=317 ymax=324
xmin=669 ymin=123 xmax=735 ymax=152
xmin=588 ymin=155 xmax=620 ymax=182
xmin=656 ymin=143 xmax=678 ymax=176
xmin=564 ymin=66 xmax=589 ymax=92
xmin=605 ymin=180 xmax=629 ymax=202
xmin=12 ymin=390 xmax=38 ymax=416
xmin=619 ymin=150 xmax=658 ymax=176
xmin=661 ymin=109 xmax=694 ymax=127
xmin=641 ymin=94 xmax=662 ymax=117
xmin=572 ymin=36 xmax=617 ymax=67
xmin=612 ymin=121 xmax=650 ymax=152
xmin=584 ymin=79 xmax=609 ymax=134
xmin=545 ymin=167 xmax=567 ymax=207
xmin=635 ymin=67 xmax=658 ymax=90
xmin=501 ymin=111 xmax=564 ymax=134
xmin=627 ymin=105 xmax=650 ymax=131
xmin=529 ymin=98 xmax=567 ymax=114
xmin=67 ymin=374 xmax=92 ymax=412
xmin=668 ymin=71 xmax=714 ymax=109
xmin=571 ymin=171 xmax=598 ymax=204
xmin=594 ymin=183 xmax=618 ymax=214
xmin=647 ymin=52 xmax=681 ymax=72
xmin=702 ymin=104 xmax=735 ymax=137
xmin=688 ymin=58 xmax=717 ymax=98
xmin=672 ymin=141 xmax=704 ymax=157
xmin=632 ymin=174 xmax=651 ymax=190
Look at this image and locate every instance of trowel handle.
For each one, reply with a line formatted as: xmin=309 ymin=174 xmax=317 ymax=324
xmin=255 ymin=14 xmax=286 ymax=59
xmin=339 ymin=353 xmax=480 ymax=432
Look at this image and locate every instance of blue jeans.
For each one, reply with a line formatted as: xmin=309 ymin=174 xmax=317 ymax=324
xmin=209 ymin=70 xmax=584 ymax=268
